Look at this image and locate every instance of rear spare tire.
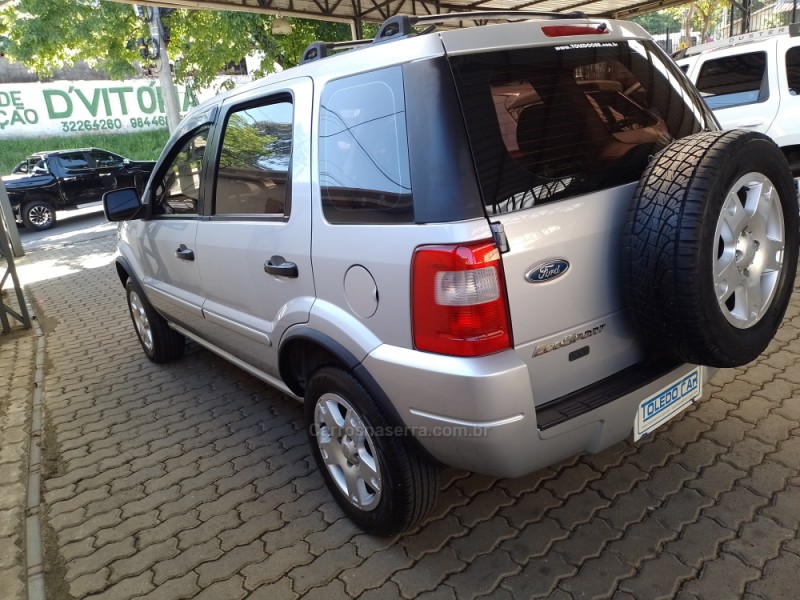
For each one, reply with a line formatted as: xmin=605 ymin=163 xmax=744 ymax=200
xmin=623 ymin=130 xmax=798 ymax=367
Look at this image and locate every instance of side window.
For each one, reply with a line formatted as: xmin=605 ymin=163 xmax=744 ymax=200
xmin=56 ymin=152 xmax=90 ymax=173
xmin=319 ymin=66 xmax=413 ymax=224
xmin=785 ymin=46 xmax=800 ymax=94
xmin=215 ymin=98 xmax=293 ymax=216
xmin=91 ymin=151 xmax=124 ymax=169
xmin=153 ymin=127 xmax=209 ymax=216
xmin=695 ymin=51 xmax=767 ymax=109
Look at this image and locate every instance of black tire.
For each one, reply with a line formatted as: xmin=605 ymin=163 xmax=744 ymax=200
xmin=21 ymin=199 xmax=57 ymax=231
xmin=125 ymin=278 xmax=185 ymax=363
xmin=623 ymin=130 xmax=799 ymax=367
xmin=305 ymin=367 xmax=439 ymax=536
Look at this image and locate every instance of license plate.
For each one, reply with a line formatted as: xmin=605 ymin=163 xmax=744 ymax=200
xmin=634 ymin=368 xmax=701 ymax=441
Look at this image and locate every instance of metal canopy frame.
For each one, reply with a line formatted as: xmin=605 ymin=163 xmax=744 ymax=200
xmin=110 ymin=0 xmax=692 ymax=26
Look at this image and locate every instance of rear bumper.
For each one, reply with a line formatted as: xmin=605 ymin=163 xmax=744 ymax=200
xmin=363 ymin=344 xmax=712 ymax=478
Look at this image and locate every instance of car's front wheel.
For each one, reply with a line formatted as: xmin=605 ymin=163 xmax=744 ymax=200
xmin=305 ymin=367 xmax=439 ymax=536
xmin=125 ymin=278 xmax=185 ymax=363
xmin=21 ymin=200 xmax=57 ymax=231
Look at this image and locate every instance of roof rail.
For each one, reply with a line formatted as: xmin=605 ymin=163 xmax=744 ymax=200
xmin=300 ymin=39 xmax=372 ymax=64
xmin=374 ymin=10 xmax=589 ymax=43
xmin=678 ymin=22 xmax=800 ymax=58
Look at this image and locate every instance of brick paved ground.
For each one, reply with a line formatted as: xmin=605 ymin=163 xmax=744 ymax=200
xmin=13 ymin=228 xmax=800 ymax=599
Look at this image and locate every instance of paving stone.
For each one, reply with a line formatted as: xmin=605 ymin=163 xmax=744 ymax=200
xmin=559 ymin=552 xmax=635 ymax=599
xmin=681 ymin=553 xmax=760 ymax=599
xmin=400 ymin=515 xmax=467 ymax=562
xmin=133 ymin=572 xmax=199 ymax=600
xmin=61 ymin=536 xmax=96 ymax=562
xmin=158 ymin=487 xmax=217 ymax=521
xmin=109 ymin=538 xmax=179 ymax=584
xmin=137 ymin=510 xmax=201 ymax=547
xmin=177 ymin=511 xmax=240 ymax=550
xmin=300 ymin=578 xmax=347 ymax=600
xmin=66 ymin=537 xmax=136 ymax=582
xmin=152 ymin=539 xmax=222 ymax=586
xmin=392 ymin=547 xmax=464 ymax=599
xmin=241 ymin=542 xmax=315 ymax=589
xmin=0 ymin=566 xmax=25 ymax=600
xmin=554 ymin=516 xmax=621 ymax=566
xmin=450 ymin=488 xmax=515 ymax=528
xmin=219 ymin=510 xmax=282 ymax=551
xmin=358 ymin=581 xmax=405 ymax=600
xmin=58 ymin=510 xmax=123 ymax=549
xmin=686 ymin=462 xmax=746 ymax=499
xmin=449 ymin=515 xmax=517 ymax=562
xmin=607 ymin=518 xmax=676 ymax=565
xmin=96 ymin=510 xmax=160 ymax=547
xmin=196 ymin=540 xmax=265 ymax=588
xmin=242 ymin=579 xmax=298 ymax=600
xmin=304 ymin=515 xmax=360 ymax=556
xmin=740 ymin=460 xmax=795 ymax=497
xmin=69 ymin=568 xmax=109 ymax=598
xmin=262 ymin=511 xmax=327 ymax=554
xmin=500 ymin=517 xmax=568 ymax=565
xmin=723 ymin=516 xmax=793 ymax=569
xmin=499 ymin=552 xmax=574 ymax=599
xmin=548 ymin=488 xmax=610 ymax=530
xmin=652 ymin=487 xmax=715 ymax=531
xmin=121 ymin=485 xmax=182 ymax=520
xmin=499 ymin=488 xmax=561 ymax=529
xmin=665 ymin=516 xmax=735 ymax=566
xmin=192 ymin=575 xmax=246 ymax=600
xmin=341 ymin=547 xmax=414 ymax=597
xmin=760 ymin=485 xmax=800 ymax=529
xmin=289 ymin=543 xmax=362 ymax=595
xmin=619 ymin=552 xmax=696 ymax=600
xmin=590 ymin=462 xmax=648 ymax=501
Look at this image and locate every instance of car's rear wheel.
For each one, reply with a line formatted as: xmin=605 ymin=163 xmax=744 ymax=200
xmin=305 ymin=367 xmax=439 ymax=536
xmin=623 ymin=130 xmax=799 ymax=367
xmin=125 ymin=278 xmax=185 ymax=363
xmin=21 ymin=200 xmax=56 ymax=231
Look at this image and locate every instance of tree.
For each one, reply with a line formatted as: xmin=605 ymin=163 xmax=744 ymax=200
xmin=0 ymin=0 xmax=354 ymax=88
xmin=663 ymin=0 xmax=727 ymax=47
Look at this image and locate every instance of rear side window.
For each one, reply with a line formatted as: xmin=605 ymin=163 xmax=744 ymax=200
xmin=695 ymin=51 xmax=767 ymax=108
xmin=56 ymin=152 xmax=90 ymax=172
xmin=319 ymin=66 xmax=413 ymax=223
xmin=786 ymin=46 xmax=800 ymax=94
xmin=450 ymin=41 xmax=710 ymax=214
xmin=215 ymin=98 xmax=293 ymax=216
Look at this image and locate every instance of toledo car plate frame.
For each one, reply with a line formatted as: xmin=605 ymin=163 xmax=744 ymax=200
xmin=634 ymin=368 xmax=702 ymax=441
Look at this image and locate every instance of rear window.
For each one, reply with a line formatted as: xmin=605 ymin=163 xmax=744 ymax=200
xmin=449 ymin=40 xmax=711 ymax=214
xmin=695 ymin=51 xmax=767 ymax=108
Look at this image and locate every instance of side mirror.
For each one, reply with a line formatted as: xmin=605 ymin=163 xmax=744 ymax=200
xmin=103 ymin=187 xmax=143 ymax=221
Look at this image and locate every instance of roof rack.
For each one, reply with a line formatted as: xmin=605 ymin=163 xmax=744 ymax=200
xmin=374 ymin=10 xmax=588 ymax=42
xmin=301 ymin=10 xmax=590 ymax=62
xmin=677 ymin=22 xmax=800 ymax=58
xmin=300 ymin=39 xmax=372 ymax=64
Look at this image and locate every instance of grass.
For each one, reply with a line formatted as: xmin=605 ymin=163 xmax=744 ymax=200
xmin=0 ymin=129 xmax=170 ymax=174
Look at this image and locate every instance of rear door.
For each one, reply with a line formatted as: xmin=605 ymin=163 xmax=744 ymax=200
xmin=53 ymin=151 xmax=101 ymax=207
xmin=690 ymin=41 xmax=780 ymax=134
xmin=446 ymin=32 xmax=715 ymax=404
xmin=193 ymin=77 xmax=314 ymax=378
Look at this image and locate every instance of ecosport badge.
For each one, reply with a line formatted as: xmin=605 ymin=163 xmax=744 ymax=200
xmin=525 ymin=259 xmax=570 ymax=283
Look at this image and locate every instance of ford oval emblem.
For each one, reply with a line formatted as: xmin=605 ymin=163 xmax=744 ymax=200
xmin=525 ymin=259 xmax=570 ymax=283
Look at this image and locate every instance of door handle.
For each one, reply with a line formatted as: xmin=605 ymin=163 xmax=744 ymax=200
xmin=264 ymin=255 xmax=298 ymax=278
xmin=735 ymin=120 xmax=764 ymax=128
xmin=62 ymin=176 xmax=77 ymax=181
xmin=175 ymin=244 xmax=195 ymax=261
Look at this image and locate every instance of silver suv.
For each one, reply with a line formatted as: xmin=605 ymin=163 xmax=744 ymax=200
xmin=104 ymin=12 xmax=799 ymax=535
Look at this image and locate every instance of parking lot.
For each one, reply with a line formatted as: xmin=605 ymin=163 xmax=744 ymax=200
xmin=3 ymin=214 xmax=800 ymax=599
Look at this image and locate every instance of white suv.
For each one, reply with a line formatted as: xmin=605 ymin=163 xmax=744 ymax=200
xmin=104 ymin=12 xmax=799 ymax=535
xmin=676 ymin=24 xmax=800 ymax=175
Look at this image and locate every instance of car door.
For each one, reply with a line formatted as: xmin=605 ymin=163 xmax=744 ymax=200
xmin=691 ymin=42 xmax=780 ymax=134
xmin=134 ymin=125 xmax=211 ymax=334
xmin=53 ymin=151 xmax=102 ymax=207
xmin=193 ymin=77 xmax=314 ymax=378
xmin=90 ymin=150 xmax=130 ymax=196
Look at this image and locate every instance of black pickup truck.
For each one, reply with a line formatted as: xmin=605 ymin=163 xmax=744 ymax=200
xmin=3 ymin=148 xmax=155 ymax=231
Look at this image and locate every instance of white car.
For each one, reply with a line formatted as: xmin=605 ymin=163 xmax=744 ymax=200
xmin=676 ymin=24 xmax=800 ymax=177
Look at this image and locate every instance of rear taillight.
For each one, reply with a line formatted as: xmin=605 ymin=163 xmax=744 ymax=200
xmin=412 ymin=241 xmax=512 ymax=357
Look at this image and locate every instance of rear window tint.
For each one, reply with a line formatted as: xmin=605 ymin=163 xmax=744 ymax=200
xmin=696 ymin=51 xmax=767 ymax=108
xmin=449 ymin=41 xmax=710 ymax=214
xmin=319 ymin=66 xmax=413 ymax=224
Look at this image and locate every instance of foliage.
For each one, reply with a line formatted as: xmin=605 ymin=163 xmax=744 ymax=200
xmin=663 ymin=0 xmax=727 ymax=46
xmin=631 ymin=11 xmax=681 ymax=35
xmin=0 ymin=0 xmax=355 ymax=89
xmin=0 ymin=129 xmax=169 ymax=174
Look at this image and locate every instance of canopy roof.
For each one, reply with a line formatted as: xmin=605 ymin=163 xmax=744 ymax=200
xmin=111 ymin=0 xmax=683 ymax=27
